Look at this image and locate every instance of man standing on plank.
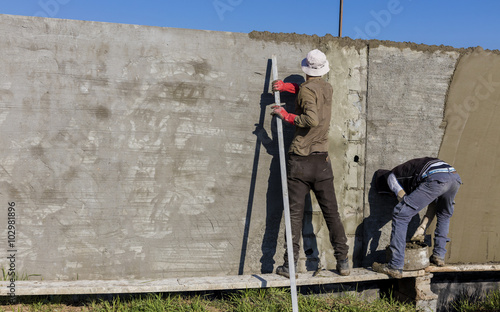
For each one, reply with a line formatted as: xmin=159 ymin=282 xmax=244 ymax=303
xmin=271 ymin=49 xmax=350 ymax=277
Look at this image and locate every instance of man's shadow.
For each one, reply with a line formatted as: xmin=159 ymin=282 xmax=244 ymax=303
xmin=256 ymin=74 xmax=307 ymax=273
xmin=353 ymin=171 xmax=421 ymax=267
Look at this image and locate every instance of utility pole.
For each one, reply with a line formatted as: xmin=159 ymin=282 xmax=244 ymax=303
xmin=339 ymin=0 xmax=343 ymax=37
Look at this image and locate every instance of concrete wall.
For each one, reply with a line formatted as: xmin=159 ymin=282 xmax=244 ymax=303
xmin=361 ymin=45 xmax=460 ymax=266
xmin=432 ymin=271 xmax=500 ymax=310
xmin=363 ymin=45 xmax=500 ymax=266
xmin=0 ymin=14 xmax=498 ymax=281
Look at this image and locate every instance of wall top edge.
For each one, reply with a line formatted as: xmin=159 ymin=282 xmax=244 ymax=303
xmin=249 ymin=30 xmax=500 ymax=55
xmin=0 ymin=13 xmax=247 ymax=37
xmin=1 ymin=13 xmax=499 ymax=55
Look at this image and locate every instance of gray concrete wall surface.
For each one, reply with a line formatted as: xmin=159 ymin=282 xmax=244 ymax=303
xmin=0 ymin=14 xmax=365 ymax=280
xmin=0 ymin=14 xmax=499 ymax=281
xmin=361 ymin=46 xmax=460 ymax=266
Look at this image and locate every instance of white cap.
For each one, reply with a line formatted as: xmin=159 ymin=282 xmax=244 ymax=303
xmin=301 ymin=49 xmax=330 ymax=76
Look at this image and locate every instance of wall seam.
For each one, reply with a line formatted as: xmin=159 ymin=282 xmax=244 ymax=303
xmin=359 ymin=41 xmax=370 ymax=267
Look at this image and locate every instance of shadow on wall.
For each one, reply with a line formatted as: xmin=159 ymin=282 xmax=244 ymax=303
xmin=354 ymin=172 xmax=421 ymax=267
xmin=239 ymin=59 xmax=273 ymax=275
xmin=247 ymin=72 xmax=306 ymax=274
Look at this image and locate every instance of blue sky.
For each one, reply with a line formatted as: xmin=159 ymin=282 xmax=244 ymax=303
xmin=1 ymin=0 xmax=499 ymax=50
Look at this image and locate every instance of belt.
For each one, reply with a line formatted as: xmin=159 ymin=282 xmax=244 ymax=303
xmin=421 ymin=167 xmax=456 ymax=179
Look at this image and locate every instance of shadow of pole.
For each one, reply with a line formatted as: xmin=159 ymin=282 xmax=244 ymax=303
xmin=238 ymin=59 xmax=273 ymax=275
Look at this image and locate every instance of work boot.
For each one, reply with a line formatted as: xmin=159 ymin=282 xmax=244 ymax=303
xmin=336 ymin=258 xmax=350 ymax=276
xmin=429 ymin=255 xmax=445 ymax=267
xmin=276 ymin=264 xmax=298 ymax=278
xmin=372 ymin=262 xmax=403 ymax=279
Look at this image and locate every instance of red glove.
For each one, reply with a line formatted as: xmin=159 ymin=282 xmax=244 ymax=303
xmin=272 ymin=80 xmax=299 ymax=94
xmin=271 ymin=105 xmax=297 ymax=125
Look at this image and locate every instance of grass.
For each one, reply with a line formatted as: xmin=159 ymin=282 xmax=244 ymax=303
xmin=451 ymin=289 xmax=500 ymax=312
xmin=0 ymin=288 xmax=499 ymax=311
xmin=0 ymin=288 xmax=416 ymax=312
xmin=1 ymin=268 xmax=42 ymax=282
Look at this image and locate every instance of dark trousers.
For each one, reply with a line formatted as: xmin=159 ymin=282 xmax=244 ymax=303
xmin=283 ymin=153 xmax=349 ymax=265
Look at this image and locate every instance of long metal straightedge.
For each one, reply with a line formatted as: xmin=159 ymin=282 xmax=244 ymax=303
xmin=271 ymin=55 xmax=299 ymax=312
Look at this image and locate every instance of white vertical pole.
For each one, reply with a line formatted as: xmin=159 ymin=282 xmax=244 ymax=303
xmin=271 ymin=55 xmax=299 ymax=312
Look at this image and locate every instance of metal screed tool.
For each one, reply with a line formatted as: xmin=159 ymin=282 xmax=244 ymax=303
xmin=272 ymin=55 xmax=299 ymax=312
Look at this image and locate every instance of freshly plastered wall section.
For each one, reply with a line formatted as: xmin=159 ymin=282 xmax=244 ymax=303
xmin=362 ymin=45 xmax=460 ymax=266
xmin=439 ymin=49 xmax=500 ymax=264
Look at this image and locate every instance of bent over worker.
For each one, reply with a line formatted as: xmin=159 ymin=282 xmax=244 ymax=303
xmin=271 ymin=49 xmax=350 ymax=277
xmin=373 ymin=157 xmax=462 ymax=278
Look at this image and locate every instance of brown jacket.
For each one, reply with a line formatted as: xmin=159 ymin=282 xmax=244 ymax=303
xmin=288 ymin=77 xmax=333 ymax=156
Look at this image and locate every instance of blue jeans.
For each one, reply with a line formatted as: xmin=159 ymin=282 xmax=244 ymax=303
xmin=389 ymin=171 xmax=462 ymax=269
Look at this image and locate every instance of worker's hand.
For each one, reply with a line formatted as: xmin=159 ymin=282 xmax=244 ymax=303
xmin=397 ymin=190 xmax=406 ymax=202
xmin=411 ymin=223 xmax=427 ymax=242
xmin=272 ymin=80 xmax=299 ymax=94
xmin=271 ymin=105 xmax=297 ymax=125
